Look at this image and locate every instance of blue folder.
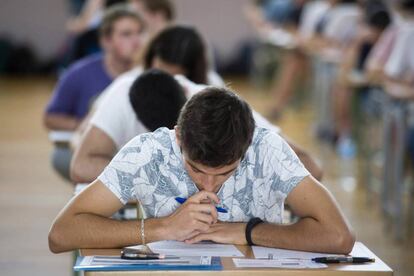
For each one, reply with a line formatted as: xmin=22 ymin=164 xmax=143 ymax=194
xmin=74 ymin=255 xmax=223 ymax=271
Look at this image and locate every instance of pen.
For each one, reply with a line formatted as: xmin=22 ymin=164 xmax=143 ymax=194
xmin=175 ymin=197 xmax=228 ymax=213
xmin=312 ymin=257 xmax=375 ymax=264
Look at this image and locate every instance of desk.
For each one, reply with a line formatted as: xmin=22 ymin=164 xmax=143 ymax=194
xmin=79 ymin=242 xmax=392 ymax=275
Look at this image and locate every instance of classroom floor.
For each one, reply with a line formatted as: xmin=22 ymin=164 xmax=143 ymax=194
xmin=0 ymin=76 xmax=413 ymax=276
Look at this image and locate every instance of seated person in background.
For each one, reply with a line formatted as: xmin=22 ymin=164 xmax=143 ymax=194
xmin=332 ymin=0 xmax=391 ymax=157
xmin=44 ymin=5 xmax=144 ymax=180
xmin=70 ymin=26 xmax=323 ymax=184
xmin=129 ymin=0 xmax=174 ymax=38
xmin=49 ymin=87 xmax=354 ymax=254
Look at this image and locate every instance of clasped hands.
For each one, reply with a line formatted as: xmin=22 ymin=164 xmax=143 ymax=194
xmin=162 ymin=191 xmax=247 ymax=245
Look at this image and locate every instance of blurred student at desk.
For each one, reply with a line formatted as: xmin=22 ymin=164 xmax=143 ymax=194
xmin=49 ymin=87 xmax=354 ymax=255
xmin=70 ymin=25 xmax=322 ymax=184
xmin=43 ymin=5 xmax=144 ymax=180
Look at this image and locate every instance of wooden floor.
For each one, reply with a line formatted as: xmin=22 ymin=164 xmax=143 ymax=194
xmin=0 ymin=76 xmax=413 ymax=275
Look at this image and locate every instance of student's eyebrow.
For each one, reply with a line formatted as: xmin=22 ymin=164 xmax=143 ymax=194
xmin=186 ymin=160 xmax=237 ymax=176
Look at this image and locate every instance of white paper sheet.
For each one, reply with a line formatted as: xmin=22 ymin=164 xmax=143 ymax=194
xmin=48 ymin=130 xmax=74 ymax=142
xmin=252 ymin=242 xmax=367 ymax=261
xmin=233 ymin=258 xmax=327 ymax=269
xmin=129 ymin=240 xmax=244 ymax=257
xmin=252 ymin=246 xmax=345 ymax=260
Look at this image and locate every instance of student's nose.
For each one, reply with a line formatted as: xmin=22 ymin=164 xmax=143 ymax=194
xmin=201 ymin=175 xmax=217 ymax=192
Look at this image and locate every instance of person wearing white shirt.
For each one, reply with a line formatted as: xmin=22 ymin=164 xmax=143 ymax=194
xmin=71 ymin=27 xmax=322 ymax=183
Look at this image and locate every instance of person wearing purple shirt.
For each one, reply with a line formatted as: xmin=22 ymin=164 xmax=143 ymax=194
xmin=43 ymin=5 xmax=144 ymax=180
xmin=46 ymin=54 xmax=112 ymax=120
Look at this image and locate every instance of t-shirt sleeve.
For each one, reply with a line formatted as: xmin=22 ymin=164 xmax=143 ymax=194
xmin=385 ymin=32 xmax=407 ymax=79
xmin=263 ymin=131 xmax=310 ymax=197
xmin=90 ymin=77 xmax=132 ymax=149
xmin=45 ymin=68 xmax=80 ymax=116
xmin=98 ymin=134 xmax=154 ymax=204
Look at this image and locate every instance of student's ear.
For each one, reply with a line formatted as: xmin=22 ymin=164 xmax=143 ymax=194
xmin=174 ymin=126 xmax=181 ymax=147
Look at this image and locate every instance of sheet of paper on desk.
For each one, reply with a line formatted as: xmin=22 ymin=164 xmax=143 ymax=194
xmin=132 ymin=240 xmax=244 ymax=257
xmin=233 ymin=258 xmax=327 ymax=269
xmin=252 ymin=246 xmax=345 ymax=260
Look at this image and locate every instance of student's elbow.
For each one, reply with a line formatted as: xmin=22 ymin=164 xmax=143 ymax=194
xmin=43 ymin=113 xmax=54 ymax=130
xmin=334 ymin=228 xmax=356 ymax=255
xmin=70 ymin=155 xmax=89 ymax=183
xmin=48 ymin=222 xmax=70 ymax=253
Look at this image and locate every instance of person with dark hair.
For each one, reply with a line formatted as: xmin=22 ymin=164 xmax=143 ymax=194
xmin=332 ymin=0 xmax=392 ymax=157
xmin=129 ymin=0 xmax=174 ymax=36
xmin=44 ymin=4 xmax=144 ymax=180
xmin=143 ymin=26 xmax=209 ymax=84
xmin=49 ymin=86 xmax=354 ymax=254
xmin=129 ymin=69 xmax=187 ymax=131
xmin=70 ymin=25 xmax=224 ymax=183
xmin=71 ymin=24 xmax=322 ymax=184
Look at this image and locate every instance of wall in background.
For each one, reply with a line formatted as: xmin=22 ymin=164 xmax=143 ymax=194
xmin=0 ymin=0 xmax=68 ymax=60
xmin=0 ymin=0 xmax=256 ymax=63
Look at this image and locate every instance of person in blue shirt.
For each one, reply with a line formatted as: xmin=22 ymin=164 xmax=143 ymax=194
xmin=44 ymin=4 xmax=144 ymax=180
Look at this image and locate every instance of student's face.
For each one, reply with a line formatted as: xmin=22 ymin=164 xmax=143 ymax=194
xmin=129 ymin=1 xmax=169 ymax=35
xmin=103 ymin=17 xmax=143 ymax=62
xmin=175 ymin=127 xmax=240 ymax=193
xmin=183 ymin=156 xmax=240 ymax=193
xmin=152 ymin=56 xmax=187 ymax=76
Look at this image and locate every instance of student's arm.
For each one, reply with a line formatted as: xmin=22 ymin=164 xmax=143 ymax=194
xmin=43 ymin=113 xmax=80 ymax=131
xmin=44 ymin=65 xmax=80 ymax=131
xmin=48 ymin=181 xmax=218 ymax=253
xmin=283 ymin=137 xmax=323 ymax=181
xmin=187 ymin=176 xmax=355 ymax=254
xmin=70 ymin=125 xmax=116 ymax=183
xmin=251 ymin=176 xmax=355 ymax=253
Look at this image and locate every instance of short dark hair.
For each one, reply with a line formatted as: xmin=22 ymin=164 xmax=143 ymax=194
xmin=129 ymin=69 xmax=187 ymax=131
xmin=177 ymin=87 xmax=255 ymax=167
xmin=99 ymin=4 xmax=144 ymax=38
xmin=398 ymin=0 xmax=414 ymax=11
xmin=363 ymin=0 xmax=391 ymax=30
xmin=144 ymin=26 xmax=208 ymax=84
xmin=138 ymin=0 xmax=175 ymax=21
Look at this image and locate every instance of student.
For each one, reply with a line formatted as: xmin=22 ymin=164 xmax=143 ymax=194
xmin=69 ymin=26 xmax=225 ymax=183
xmin=45 ymin=5 xmax=144 ymax=130
xmin=129 ymin=0 xmax=174 ymax=37
xmin=71 ymin=25 xmax=322 ymax=184
xmin=49 ymin=86 xmax=354 ymax=254
xmin=44 ymin=5 xmax=144 ymax=180
xmin=332 ymin=1 xmax=391 ymax=157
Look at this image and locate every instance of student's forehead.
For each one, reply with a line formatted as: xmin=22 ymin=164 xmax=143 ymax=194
xmin=185 ymin=158 xmax=239 ymax=174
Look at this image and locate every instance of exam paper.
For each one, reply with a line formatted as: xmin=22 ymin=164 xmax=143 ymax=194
xmin=233 ymin=258 xmax=327 ymax=269
xmin=131 ymin=240 xmax=244 ymax=257
xmin=252 ymin=246 xmax=345 ymax=260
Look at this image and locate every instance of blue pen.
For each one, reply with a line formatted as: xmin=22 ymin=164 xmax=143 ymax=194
xmin=175 ymin=197 xmax=228 ymax=213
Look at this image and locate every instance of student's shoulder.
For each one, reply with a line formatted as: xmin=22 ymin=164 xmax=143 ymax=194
xmin=98 ymin=67 xmax=143 ymax=101
xmin=126 ymin=127 xmax=173 ymax=149
xmin=251 ymin=127 xmax=284 ymax=150
xmin=65 ymin=54 xmax=103 ymax=75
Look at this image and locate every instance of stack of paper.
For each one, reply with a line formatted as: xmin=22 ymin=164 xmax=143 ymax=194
xmin=233 ymin=258 xmax=327 ymax=269
xmin=128 ymin=240 xmax=244 ymax=257
xmin=252 ymin=246 xmax=345 ymax=260
xmin=74 ymin=255 xmax=222 ymax=271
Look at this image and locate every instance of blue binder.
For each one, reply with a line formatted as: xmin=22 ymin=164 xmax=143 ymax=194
xmin=74 ymin=255 xmax=223 ymax=271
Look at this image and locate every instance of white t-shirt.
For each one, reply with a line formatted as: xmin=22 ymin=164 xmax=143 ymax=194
xmin=99 ymin=127 xmax=309 ymax=223
xmin=299 ymin=0 xmax=330 ymax=38
xmin=91 ymin=70 xmax=280 ymax=150
xmin=384 ymin=20 xmax=414 ymax=81
xmin=323 ymin=4 xmax=361 ymax=45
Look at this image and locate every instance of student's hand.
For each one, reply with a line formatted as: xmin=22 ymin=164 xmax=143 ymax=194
xmin=164 ymin=191 xmax=219 ymax=242
xmin=185 ymin=222 xmax=247 ymax=245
